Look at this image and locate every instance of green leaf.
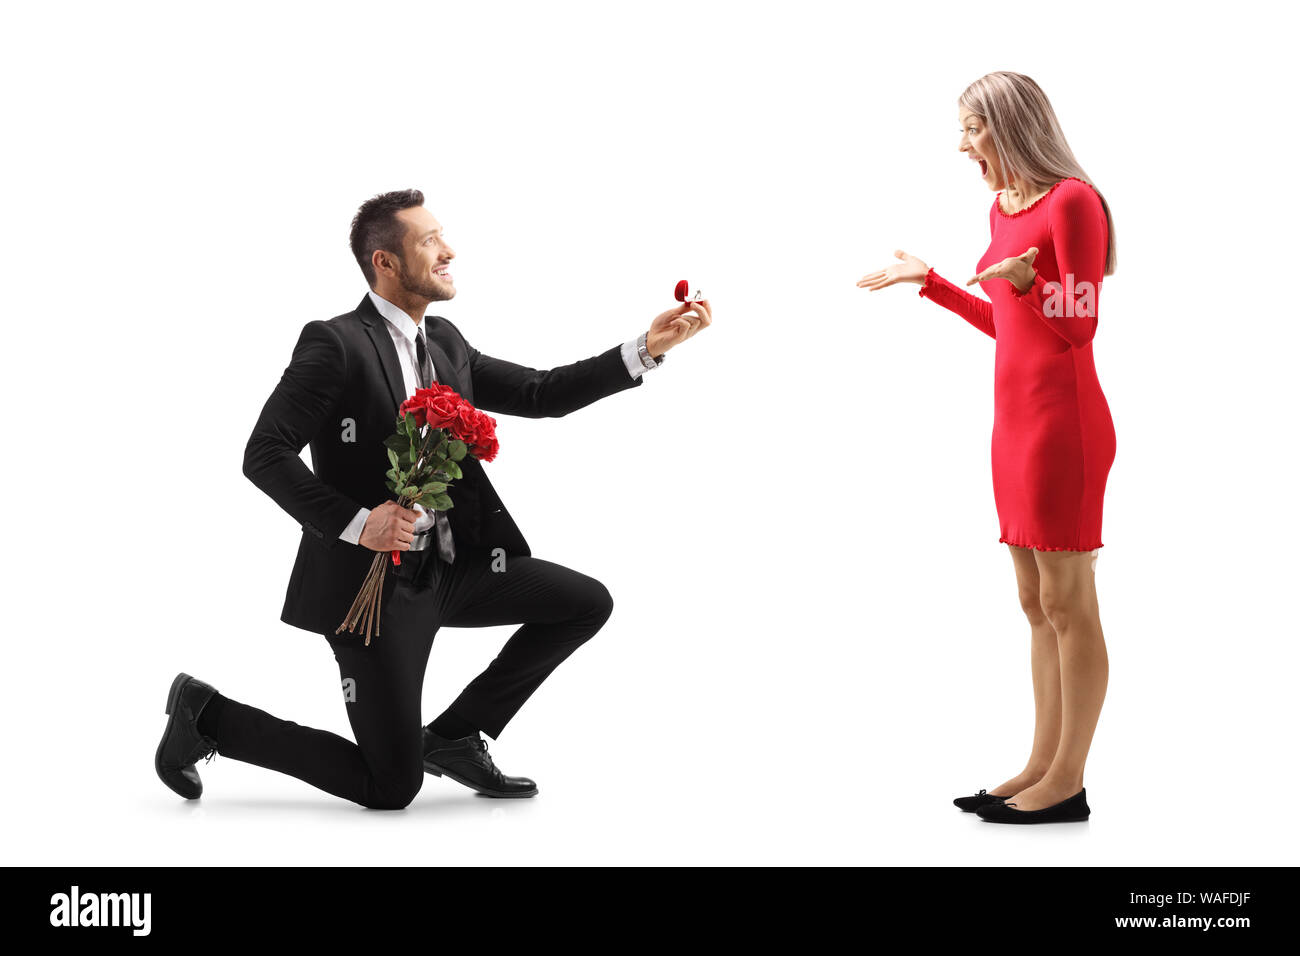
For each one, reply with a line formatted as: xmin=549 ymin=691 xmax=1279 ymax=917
xmin=446 ymin=439 xmax=468 ymax=462
xmin=440 ymin=460 xmax=462 ymax=480
xmin=401 ymin=485 xmax=420 ymax=498
xmin=419 ymin=482 xmax=447 ymax=495
xmin=431 ymin=494 xmax=454 ymax=510
xmin=387 ymin=448 xmax=400 ymax=471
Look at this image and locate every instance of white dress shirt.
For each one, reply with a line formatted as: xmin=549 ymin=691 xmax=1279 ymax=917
xmin=339 ymin=289 xmax=654 ymax=545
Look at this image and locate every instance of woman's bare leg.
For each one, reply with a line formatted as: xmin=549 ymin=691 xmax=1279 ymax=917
xmin=1007 ymin=548 xmax=1108 ymax=811
xmin=988 ymin=544 xmax=1062 ymax=796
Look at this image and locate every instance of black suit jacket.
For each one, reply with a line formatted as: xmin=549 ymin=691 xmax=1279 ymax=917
xmin=243 ymin=293 xmax=643 ymax=635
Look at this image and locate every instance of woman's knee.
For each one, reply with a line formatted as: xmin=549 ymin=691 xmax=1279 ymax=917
xmin=1038 ymin=586 xmax=1081 ymax=633
xmin=1018 ymin=586 xmax=1047 ymax=624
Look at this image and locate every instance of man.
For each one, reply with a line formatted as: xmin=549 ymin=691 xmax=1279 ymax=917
xmin=154 ymin=189 xmax=710 ymax=809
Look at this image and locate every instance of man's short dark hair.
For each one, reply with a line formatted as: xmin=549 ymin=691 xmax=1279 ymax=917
xmin=349 ymin=189 xmax=425 ymax=287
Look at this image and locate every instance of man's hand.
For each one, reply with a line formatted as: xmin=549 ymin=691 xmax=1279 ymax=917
xmin=968 ymin=246 xmax=1038 ymax=292
xmin=359 ymin=501 xmax=422 ymax=552
xmin=646 ymin=299 xmax=712 ymax=358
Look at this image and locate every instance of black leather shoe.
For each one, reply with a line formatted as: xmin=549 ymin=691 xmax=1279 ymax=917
xmin=953 ymin=789 xmax=1013 ymax=812
xmin=976 ymin=788 xmax=1090 ymax=824
xmin=422 ymin=729 xmax=538 ymax=798
xmin=154 ymin=672 xmax=219 ymax=800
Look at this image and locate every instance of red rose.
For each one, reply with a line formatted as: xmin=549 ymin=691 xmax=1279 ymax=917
xmin=398 ymin=395 xmax=426 ymax=427
xmin=445 ymin=404 xmax=476 ymax=442
xmin=466 ymin=410 xmax=499 ymax=462
xmin=424 ymin=391 xmax=462 ymax=429
xmin=400 ymin=384 xmax=463 ymax=430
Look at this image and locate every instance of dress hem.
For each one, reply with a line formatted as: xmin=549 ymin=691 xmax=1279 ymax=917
xmin=999 ymin=536 xmax=1103 ymax=553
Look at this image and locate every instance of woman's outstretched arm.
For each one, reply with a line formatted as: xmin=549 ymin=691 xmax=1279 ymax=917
xmin=859 ymin=248 xmax=995 ymax=339
xmin=918 ymin=267 xmax=997 ymax=339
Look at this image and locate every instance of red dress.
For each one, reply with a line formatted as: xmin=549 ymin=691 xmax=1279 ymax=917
xmin=918 ymin=176 xmax=1116 ymax=551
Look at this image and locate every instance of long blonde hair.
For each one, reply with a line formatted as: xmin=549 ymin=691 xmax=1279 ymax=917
xmin=960 ymin=72 xmax=1117 ymax=275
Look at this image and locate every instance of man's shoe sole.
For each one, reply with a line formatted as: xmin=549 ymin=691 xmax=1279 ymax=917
xmin=422 ymin=759 xmax=538 ymax=798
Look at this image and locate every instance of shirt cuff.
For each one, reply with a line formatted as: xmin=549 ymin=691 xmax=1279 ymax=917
xmin=621 ymin=338 xmax=652 ymax=380
xmin=339 ymin=506 xmax=370 ymax=545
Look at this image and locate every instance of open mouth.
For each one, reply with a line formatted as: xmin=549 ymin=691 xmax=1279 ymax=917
xmin=976 ymin=158 xmax=988 ymax=177
xmin=435 ymin=268 xmax=453 ymax=281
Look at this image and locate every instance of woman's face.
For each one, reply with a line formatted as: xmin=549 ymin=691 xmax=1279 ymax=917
xmin=959 ymin=109 xmax=1005 ymax=191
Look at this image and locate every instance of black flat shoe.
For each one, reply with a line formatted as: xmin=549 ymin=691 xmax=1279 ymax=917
xmin=154 ymin=672 xmax=219 ymax=800
xmin=422 ymin=729 xmax=539 ymax=798
xmin=976 ymin=788 xmax=1090 ymax=824
xmin=953 ymin=789 xmax=1013 ymax=812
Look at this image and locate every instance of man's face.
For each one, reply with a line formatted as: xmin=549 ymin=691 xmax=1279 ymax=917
xmin=391 ymin=205 xmax=456 ymax=302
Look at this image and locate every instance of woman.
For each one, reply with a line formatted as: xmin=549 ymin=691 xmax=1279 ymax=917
xmin=857 ymin=72 xmax=1117 ymax=824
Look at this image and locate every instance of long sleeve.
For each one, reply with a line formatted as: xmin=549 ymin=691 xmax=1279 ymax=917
xmin=243 ymin=320 xmax=364 ymax=547
xmin=917 ymin=267 xmax=997 ymax=339
xmin=467 ymin=342 xmax=644 ymax=418
xmin=1008 ymin=179 xmax=1107 ymax=348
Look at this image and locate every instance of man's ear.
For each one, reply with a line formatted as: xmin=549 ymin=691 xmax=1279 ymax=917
xmin=372 ymin=249 xmax=396 ymax=278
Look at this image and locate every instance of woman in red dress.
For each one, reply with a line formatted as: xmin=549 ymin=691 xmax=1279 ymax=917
xmin=858 ymin=72 xmax=1117 ymax=823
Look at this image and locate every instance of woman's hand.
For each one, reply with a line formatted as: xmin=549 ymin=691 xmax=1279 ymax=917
xmin=857 ymin=249 xmax=930 ymax=290
xmin=968 ymin=246 xmax=1037 ymax=292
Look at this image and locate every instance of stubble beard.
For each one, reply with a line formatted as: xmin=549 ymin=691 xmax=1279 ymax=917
xmin=398 ymin=256 xmax=454 ymax=303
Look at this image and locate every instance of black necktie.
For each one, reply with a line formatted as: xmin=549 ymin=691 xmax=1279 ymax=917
xmin=415 ymin=327 xmax=455 ymax=564
xmin=415 ymin=327 xmax=434 ymax=389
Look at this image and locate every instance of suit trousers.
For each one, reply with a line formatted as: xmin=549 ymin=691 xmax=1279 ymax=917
xmin=211 ymin=544 xmax=614 ymax=809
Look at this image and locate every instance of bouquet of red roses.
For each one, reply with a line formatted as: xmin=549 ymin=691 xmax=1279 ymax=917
xmin=336 ymin=383 xmax=499 ymax=644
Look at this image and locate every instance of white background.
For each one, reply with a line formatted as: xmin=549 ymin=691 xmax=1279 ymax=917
xmin=2 ymin=0 xmax=1296 ymax=865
